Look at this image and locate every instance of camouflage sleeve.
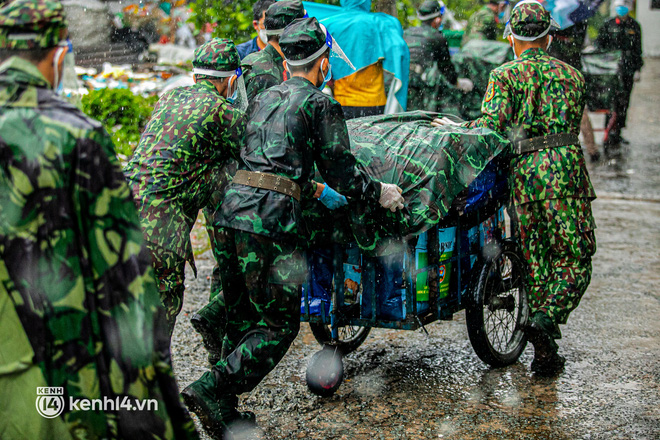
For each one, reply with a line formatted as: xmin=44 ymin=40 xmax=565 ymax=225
xmin=464 ymin=68 xmax=512 ymax=135
xmin=207 ymin=103 xmax=247 ymax=162
xmin=483 ymin=13 xmax=499 ymax=41
xmin=594 ymin=19 xmax=614 ymax=50
xmin=433 ymin=33 xmax=458 ymax=85
xmin=632 ymin=21 xmax=644 ymax=72
xmin=246 ymin=73 xmax=280 ymax=102
xmin=313 ymin=98 xmax=381 ymax=201
xmin=74 ymin=126 xmax=199 ymax=439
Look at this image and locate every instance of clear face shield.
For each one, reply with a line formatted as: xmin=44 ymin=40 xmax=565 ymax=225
xmin=191 ymin=66 xmax=248 ymax=112
xmin=285 ymin=23 xmax=357 ymax=73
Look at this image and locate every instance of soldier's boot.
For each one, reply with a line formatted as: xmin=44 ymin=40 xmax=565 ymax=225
xmin=191 ymin=298 xmax=226 ymax=365
xmin=524 ymin=314 xmax=565 ymax=376
xmin=181 ymin=371 xmax=255 ymax=440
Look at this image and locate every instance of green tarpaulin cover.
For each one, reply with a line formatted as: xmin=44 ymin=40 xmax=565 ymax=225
xmin=309 ymin=111 xmax=510 ymax=255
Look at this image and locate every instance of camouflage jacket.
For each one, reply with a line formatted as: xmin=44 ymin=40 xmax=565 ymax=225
xmin=461 ymin=5 xmax=498 ymax=47
xmin=404 ymin=24 xmax=457 ymax=86
xmin=464 ymin=48 xmax=596 ymax=205
xmin=595 ymin=16 xmax=643 ymax=76
xmin=243 ymin=43 xmax=287 ymax=102
xmin=124 ymin=80 xmax=246 ymax=263
xmin=0 ymin=57 xmax=197 ymax=440
xmin=218 ymin=76 xmax=381 ymax=241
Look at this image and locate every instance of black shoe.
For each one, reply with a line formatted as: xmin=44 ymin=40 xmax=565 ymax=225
xmin=524 ymin=321 xmax=563 ymax=376
xmin=620 ymin=137 xmax=630 ymax=145
xmin=191 ymin=313 xmax=222 ymax=365
xmin=181 ymin=372 xmax=255 ymax=440
xmin=531 ymin=352 xmax=565 ymax=376
xmin=589 ymin=151 xmax=601 ymax=163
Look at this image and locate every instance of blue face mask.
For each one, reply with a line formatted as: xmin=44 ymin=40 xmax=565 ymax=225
xmin=615 ymin=5 xmax=629 ymax=16
xmin=498 ymin=11 xmax=505 ymax=21
xmin=319 ymin=59 xmax=332 ymax=90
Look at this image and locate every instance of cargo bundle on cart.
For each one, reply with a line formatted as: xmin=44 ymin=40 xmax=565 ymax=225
xmin=300 ymin=112 xmax=529 ymax=396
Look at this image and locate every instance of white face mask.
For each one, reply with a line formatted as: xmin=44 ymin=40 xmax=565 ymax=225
xmin=258 ymin=28 xmax=268 ymax=45
xmin=546 ymin=35 xmax=553 ymax=51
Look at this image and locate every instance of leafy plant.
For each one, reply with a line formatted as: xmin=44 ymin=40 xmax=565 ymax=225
xmin=81 ymin=89 xmax=157 ymax=158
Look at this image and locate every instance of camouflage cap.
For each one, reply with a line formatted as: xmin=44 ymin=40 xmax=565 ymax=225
xmin=506 ymin=0 xmax=556 ymax=41
xmin=0 ymin=0 xmax=68 ymax=50
xmin=280 ymin=17 xmax=328 ymax=63
xmin=264 ymin=0 xmax=306 ymax=35
xmin=418 ymin=1 xmax=445 ymax=21
xmin=192 ymin=38 xmax=240 ymax=72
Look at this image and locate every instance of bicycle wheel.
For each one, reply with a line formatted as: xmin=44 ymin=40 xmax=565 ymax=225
xmin=309 ymin=322 xmax=371 ymax=355
xmin=466 ymin=240 xmax=528 ymax=367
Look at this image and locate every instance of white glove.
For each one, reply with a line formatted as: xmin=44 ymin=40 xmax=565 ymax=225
xmin=379 ymin=183 xmax=405 ymax=212
xmin=456 ymin=77 xmax=474 ymax=93
xmin=431 ymin=117 xmax=461 ymax=127
xmin=634 ymin=71 xmax=641 ymax=82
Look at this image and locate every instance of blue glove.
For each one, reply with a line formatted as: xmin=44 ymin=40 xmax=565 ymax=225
xmin=318 ymin=184 xmax=348 ymax=210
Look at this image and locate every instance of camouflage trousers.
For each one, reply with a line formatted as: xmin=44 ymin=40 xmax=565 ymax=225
xmin=515 ymin=197 xmax=597 ymax=334
xmin=211 ymin=229 xmax=306 ymax=394
xmin=146 ymin=242 xmax=186 ymax=335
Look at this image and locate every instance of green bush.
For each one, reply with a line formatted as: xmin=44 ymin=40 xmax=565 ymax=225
xmin=81 ymin=89 xmax=157 ymax=158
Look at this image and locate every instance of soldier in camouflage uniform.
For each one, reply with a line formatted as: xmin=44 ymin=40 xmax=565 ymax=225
xmin=190 ymin=1 xmax=306 ymax=366
xmin=182 ymin=17 xmax=404 ymax=438
xmin=460 ymin=0 xmax=503 ymax=47
xmin=124 ymin=39 xmax=246 ymax=335
xmin=0 ymin=1 xmax=198 ymax=438
xmin=434 ymin=0 xmax=596 ymax=375
xmin=242 ymin=0 xmax=305 ymax=102
xmin=404 ymin=1 xmax=474 ymax=112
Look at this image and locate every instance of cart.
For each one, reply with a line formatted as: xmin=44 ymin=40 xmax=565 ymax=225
xmin=300 ymin=163 xmax=529 ymax=396
xmin=581 ymin=49 xmax=622 ymax=145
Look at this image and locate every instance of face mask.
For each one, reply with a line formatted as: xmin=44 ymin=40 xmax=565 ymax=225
xmin=227 ymin=76 xmax=237 ymax=103
xmin=258 ymin=28 xmax=268 ymax=45
xmin=52 ymin=39 xmax=72 ymax=94
xmin=509 ymin=37 xmax=518 ymax=60
xmin=546 ymin=35 xmax=553 ymax=51
xmin=319 ymin=59 xmax=332 ymax=90
xmin=615 ymin=5 xmax=629 ymax=17
xmin=498 ymin=11 xmax=505 ymax=21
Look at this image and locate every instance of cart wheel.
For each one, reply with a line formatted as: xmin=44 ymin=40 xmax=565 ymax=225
xmin=466 ymin=240 xmax=528 ymax=367
xmin=306 ymin=346 xmax=344 ymax=397
xmin=309 ymin=322 xmax=370 ymax=355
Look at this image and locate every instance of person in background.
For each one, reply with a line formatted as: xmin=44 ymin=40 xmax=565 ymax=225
xmin=0 ymin=0 xmax=198 ymax=438
xmin=242 ymin=0 xmax=306 ymax=101
xmin=124 ymin=39 xmax=247 ymax=335
xmin=404 ymin=0 xmax=474 ymax=111
xmin=548 ymin=21 xmax=600 ymax=162
xmin=434 ymin=0 xmax=596 ymax=376
xmin=181 ymin=17 xmax=404 ymax=438
xmin=331 ymin=0 xmax=401 ymax=119
xmin=236 ymin=0 xmax=276 ymax=59
xmin=461 ymin=0 xmax=507 ymax=47
xmin=595 ymin=0 xmax=643 ymax=147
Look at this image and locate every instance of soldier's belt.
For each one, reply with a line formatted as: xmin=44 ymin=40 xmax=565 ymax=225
xmin=514 ymin=134 xmax=580 ymax=155
xmin=232 ymin=170 xmax=301 ymax=202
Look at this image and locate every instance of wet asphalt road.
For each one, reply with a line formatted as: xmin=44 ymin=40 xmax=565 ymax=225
xmin=172 ymin=59 xmax=660 ymax=439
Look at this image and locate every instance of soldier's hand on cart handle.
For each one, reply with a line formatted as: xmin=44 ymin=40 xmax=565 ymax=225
xmin=431 ymin=117 xmax=460 ymax=127
xmin=379 ymin=183 xmax=405 ymax=212
xmin=634 ymin=71 xmax=641 ymax=82
xmin=456 ymin=78 xmax=474 ymax=93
